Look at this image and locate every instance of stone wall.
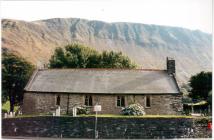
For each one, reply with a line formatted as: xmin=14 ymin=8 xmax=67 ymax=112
xmin=23 ymin=92 xmax=59 ymax=114
xmin=2 ymin=117 xmax=211 ymax=139
xmin=23 ymin=93 xmax=182 ymax=115
xmin=22 ymin=93 xmax=37 ymax=114
xmin=134 ymin=94 xmax=182 ymax=115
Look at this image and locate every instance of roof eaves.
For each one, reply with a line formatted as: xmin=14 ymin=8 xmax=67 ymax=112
xmin=25 ymin=90 xmax=180 ymax=95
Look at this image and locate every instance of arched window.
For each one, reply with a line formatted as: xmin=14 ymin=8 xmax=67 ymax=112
xmin=85 ymin=95 xmax=93 ymax=106
xmin=56 ymin=95 xmax=60 ymax=106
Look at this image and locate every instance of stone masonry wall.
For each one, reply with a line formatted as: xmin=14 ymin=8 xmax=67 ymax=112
xmin=134 ymin=94 xmax=182 ymax=115
xmin=23 ymin=92 xmax=57 ymax=114
xmin=22 ymin=93 xmax=37 ymax=114
xmin=22 ymin=93 xmax=182 ymax=115
xmin=2 ymin=117 xmax=211 ymax=139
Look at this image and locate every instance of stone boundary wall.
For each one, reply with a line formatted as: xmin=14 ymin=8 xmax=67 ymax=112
xmin=2 ymin=117 xmax=212 ymax=139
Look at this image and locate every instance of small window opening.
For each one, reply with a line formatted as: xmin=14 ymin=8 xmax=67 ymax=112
xmin=56 ymin=95 xmax=60 ymax=106
xmin=117 ymin=96 xmax=125 ymax=107
xmin=146 ymin=96 xmax=151 ymax=107
xmin=85 ymin=95 xmax=93 ymax=106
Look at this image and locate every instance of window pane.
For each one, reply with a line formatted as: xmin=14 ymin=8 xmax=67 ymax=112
xmin=117 ymin=96 xmax=120 ymax=100
xmin=89 ymin=96 xmax=93 ymax=106
xmin=56 ymin=95 xmax=60 ymax=106
xmin=121 ymin=96 xmax=125 ymax=107
xmin=117 ymin=96 xmax=121 ymax=106
xmin=146 ymin=96 xmax=151 ymax=107
xmin=85 ymin=100 xmax=88 ymax=106
xmin=117 ymin=96 xmax=125 ymax=107
xmin=85 ymin=96 xmax=88 ymax=106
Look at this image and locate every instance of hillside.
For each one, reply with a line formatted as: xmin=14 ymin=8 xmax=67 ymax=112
xmin=2 ymin=18 xmax=212 ymax=84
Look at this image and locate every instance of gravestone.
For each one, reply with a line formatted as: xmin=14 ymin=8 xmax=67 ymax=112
xmin=4 ymin=113 xmax=8 ymax=118
xmin=73 ymin=107 xmax=77 ymax=117
xmin=56 ymin=106 xmax=60 ymax=116
xmin=9 ymin=112 xmax=13 ymax=118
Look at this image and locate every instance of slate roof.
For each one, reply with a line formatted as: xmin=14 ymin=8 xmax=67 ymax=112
xmin=24 ymin=69 xmax=180 ymax=94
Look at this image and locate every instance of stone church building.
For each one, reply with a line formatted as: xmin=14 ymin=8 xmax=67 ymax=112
xmin=23 ymin=57 xmax=183 ymax=115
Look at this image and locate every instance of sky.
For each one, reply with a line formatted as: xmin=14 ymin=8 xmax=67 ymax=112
xmin=1 ymin=0 xmax=213 ymax=33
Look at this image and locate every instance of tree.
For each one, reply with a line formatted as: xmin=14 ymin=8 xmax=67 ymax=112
xmin=2 ymin=52 xmax=35 ymax=112
xmin=49 ymin=47 xmax=66 ymax=68
xmin=101 ymin=51 xmax=136 ymax=68
xmin=49 ymin=43 xmax=137 ymax=69
xmin=207 ymin=90 xmax=212 ymax=105
xmin=189 ymin=71 xmax=212 ymax=100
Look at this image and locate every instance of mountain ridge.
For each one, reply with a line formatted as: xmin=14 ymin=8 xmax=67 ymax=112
xmin=34 ymin=17 xmax=212 ymax=34
xmin=2 ymin=18 xmax=212 ymax=84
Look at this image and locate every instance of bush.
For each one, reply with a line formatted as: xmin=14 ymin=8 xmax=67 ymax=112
xmin=121 ymin=103 xmax=146 ymax=116
xmin=76 ymin=105 xmax=90 ymax=115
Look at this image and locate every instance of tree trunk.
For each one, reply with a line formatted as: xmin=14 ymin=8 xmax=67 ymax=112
xmin=9 ymin=92 xmax=15 ymax=112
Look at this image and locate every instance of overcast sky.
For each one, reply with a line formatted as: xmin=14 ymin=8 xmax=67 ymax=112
xmin=1 ymin=0 xmax=212 ymax=33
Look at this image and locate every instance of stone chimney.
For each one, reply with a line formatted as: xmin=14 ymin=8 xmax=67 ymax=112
xmin=166 ymin=57 xmax=175 ymax=75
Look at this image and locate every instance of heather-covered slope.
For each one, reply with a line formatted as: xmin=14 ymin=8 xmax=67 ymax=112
xmin=2 ymin=18 xmax=212 ymax=84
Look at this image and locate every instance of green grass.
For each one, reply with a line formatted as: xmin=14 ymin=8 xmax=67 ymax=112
xmin=15 ymin=114 xmax=205 ymax=119
xmin=18 ymin=114 xmax=191 ymax=119
xmin=4 ymin=114 xmax=211 ymax=120
xmin=78 ymin=114 xmax=194 ymax=118
xmin=15 ymin=114 xmax=52 ymax=118
xmin=2 ymin=101 xmax=19 ymax=112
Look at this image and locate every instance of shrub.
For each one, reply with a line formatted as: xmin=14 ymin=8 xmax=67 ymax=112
xmin=121 ymin=103 xmax=146 ymax=115
xmin=76 ymin=105 xmax=90 ymax=115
